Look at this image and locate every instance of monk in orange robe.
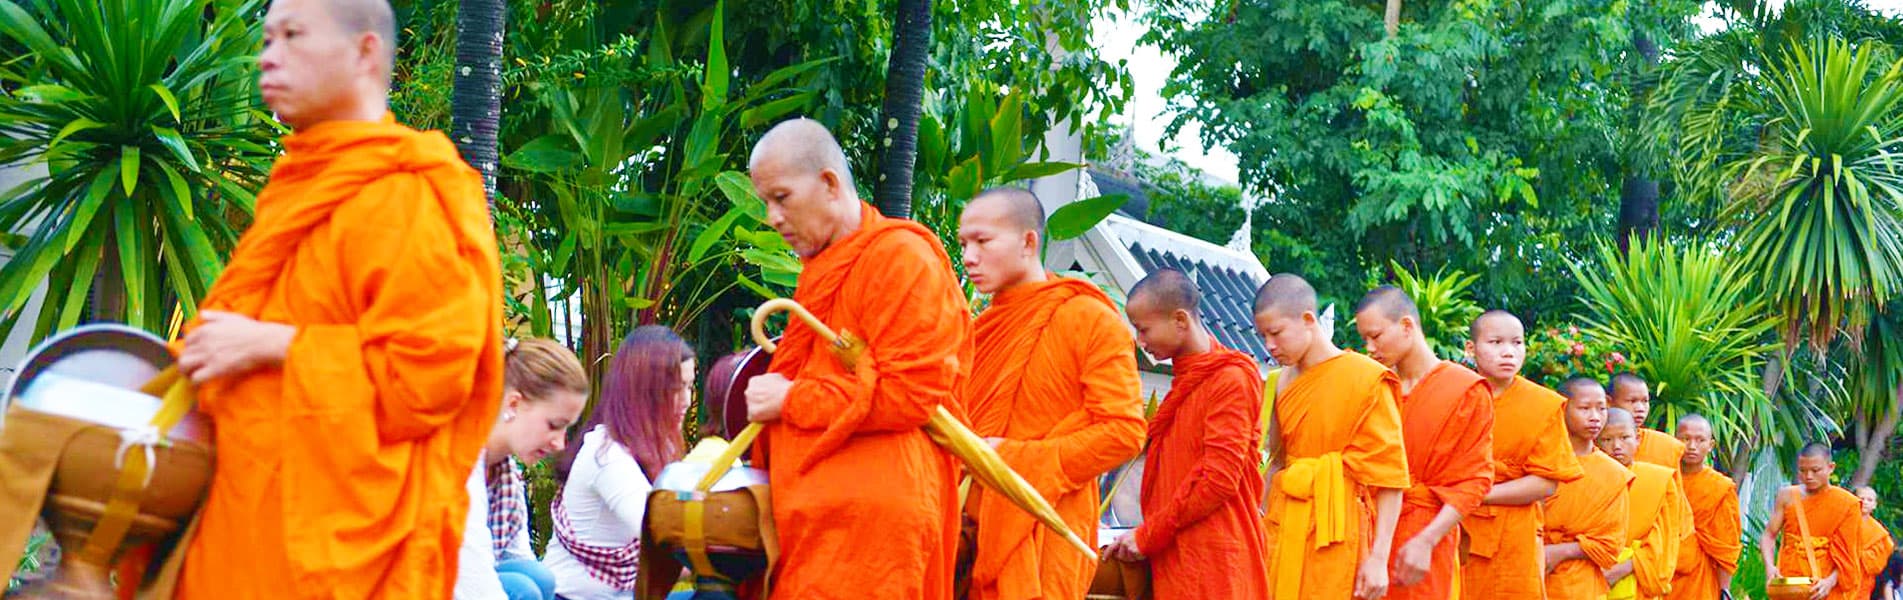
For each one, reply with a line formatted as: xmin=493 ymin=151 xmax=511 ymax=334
xmin=1667 ymin=414 xmax=1742 ymax=600
xmin=742 ymin=119 xmax=969 ymax=599
xmin=1856 ymin=487 xmax=1896 ymax=599
xmin=1542 ymin=378 xmax=1632 ymax=600
xmin=1354 ymin=286 xmax=1494 ymax=600
xmin=1103 ymin=267 xmax=1270 ymax=599
xmin=1760 ymin=443 xmax=1868 ymax=600
xmin=1598 ymin=407 xmax=1694 ymax=600
xmin=172 ymin=0 xmax=505 ymax=596
xmin=1463 ymin=311 xmax=1588 ymax=599
xmin=955 ymin=188 xmax=1146 ymax=599
xmin=1609 ymin=374 xmax=1686 ymax=469
xmin=1250 ymin=274 xmax=1410 ymax=600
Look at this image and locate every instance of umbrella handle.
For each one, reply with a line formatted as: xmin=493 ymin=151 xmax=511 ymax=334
xmin=751 ymin=298 xmax=841 ymax=351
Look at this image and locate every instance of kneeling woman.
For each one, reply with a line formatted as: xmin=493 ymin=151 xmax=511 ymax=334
xmin=543 ymin=326 xmax=694 ymax=599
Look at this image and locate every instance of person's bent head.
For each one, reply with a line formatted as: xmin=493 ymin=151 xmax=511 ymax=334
xmin=492 ymin=338 xmax=589 ymax=464
xmin=260 ymin=0 xmax=396 ymax=129
xmin=1354 ymin=285 xmax=1423 ymax=367
xmin=1254 ymin=273 xmax=1325 ymax=368
xmin=1127 ymin=268 xmax=1203 ymax=360
xmin=1796 ymin=442 xmax=1836 ymax=494
xmin=749 ymin=119 xmax=861 ymax=259
xmin=559 ymin=325 xmax=695 ymax=481
xmin=957 ymin=187 xmax=1046 ymax=295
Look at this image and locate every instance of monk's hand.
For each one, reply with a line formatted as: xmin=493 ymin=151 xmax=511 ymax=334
xmin=745 ymin=373 xmax=792 ymax=422
xmin=1811 ymin=573 xmax=1837 ymax=600
xmin=178 ymin=311 xmax=295 ymax=384
xmin=1105 ymin=532 xmax=1144 ymax=562
xmin=1355 ymin=553 xmax=1391 ymax=600
xmin=983 ymin=437 xmax=1006 ymax=450
xmin=1392 ymin=537 xmax=1433 ymax=587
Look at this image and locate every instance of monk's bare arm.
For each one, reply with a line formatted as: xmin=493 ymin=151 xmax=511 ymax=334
xmin=1370 ymin=487 xmax=1404 ymax=562
xmin=1762 ymin=488 xmax=1790 ymax=578
xmin=1133 ymin=374 xmax=1258 ymax=555
xmin=1484 ymin=475 xmax=1558 ymax=505
xmin=782 ymin=235 xmax=961 ymax=432
xmin=1544 ymin=542 xmax=1586 ymax=572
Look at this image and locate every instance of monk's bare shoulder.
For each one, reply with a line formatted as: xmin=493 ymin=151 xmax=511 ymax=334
xmin=1775 ymin=485 xmax=1803 ymax=507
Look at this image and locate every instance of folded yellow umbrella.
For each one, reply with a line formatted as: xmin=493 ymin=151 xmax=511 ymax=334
xmin=702 ymin=298 xmax=1094 ymax=559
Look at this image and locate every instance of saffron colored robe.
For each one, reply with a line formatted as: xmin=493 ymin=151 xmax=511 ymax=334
xmin=1463 ymin=376 xmax=1588 ymax=599
xmin=1633 ymin=430 xmax=1686 ymax=470
xmin=1666 ymin=467 xmax=1742 ymax=600
xmin=1856 ymin=515 xmax=1896 ymax=599
xmin=1776 ymin=486 xmax=1866 ymax=600
xmin=1389 ymin=362 xmax=1495 ymax=600
xmin=1609 ymin=462 xmax=1693 ymax=600
xmin=964 ymin=276 xmax=1145 ymax=600
xmin=1134 ymin=346 xmax=1271 ymax=599
xmin=762 ymin=203 xmax=969 ymax=599
xmin=1543 ymin=450 xmax=1633 ymax=600
xmin=177 ymin=117 xmax=505 ymax=599
xmin=1264 ymin=352 xmax=1412 ymax=600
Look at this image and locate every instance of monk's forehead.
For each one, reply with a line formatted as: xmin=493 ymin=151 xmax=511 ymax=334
xmin=1471 ymin=313 xmax=1522 ymax=336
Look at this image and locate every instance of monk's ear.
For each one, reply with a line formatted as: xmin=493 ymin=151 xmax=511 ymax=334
xmin=818 ymin=168 xmax=844 ymax=200
xmin=1021 ymin=229 xmax=1040 ymax=256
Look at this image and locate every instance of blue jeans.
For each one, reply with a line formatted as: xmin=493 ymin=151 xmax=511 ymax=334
xmin=497 ymin=559 xmax=555 ymax=600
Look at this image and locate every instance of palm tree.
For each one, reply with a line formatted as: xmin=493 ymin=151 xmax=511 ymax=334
xmin=452 ymin=0 xmax=506 ymax=205
xmin=0 ymin=0 xmax=275 ymax=342
xmin=872 ymin=0 xmax=931 ymax=219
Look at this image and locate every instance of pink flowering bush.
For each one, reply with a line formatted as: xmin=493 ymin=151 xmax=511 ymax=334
xmin=1524 ymin=324 xmax=1627 ymax=387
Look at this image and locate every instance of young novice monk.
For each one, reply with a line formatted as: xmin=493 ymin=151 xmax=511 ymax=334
xmin=1598 ymin=407 xmax=1694 ymax=600
xmin=1608 ymin=374 xmax=1686 ymax=469
xmin=1104 ymin=268 xmax=1270 ymax=599
xmin=1462 ymin=311 xmax=1587 ymax=599
xmin=1542 ymin=378 xmax=1632 ymax=600
xmin=1354 ymin=286 xmax=1494 ymax=600
xmin=1256 ymin=274 xmax=1411 ymax=600
xmin=1667 ymin=414 xmax=1742 ymax=600
xmin=1761 ymin=443 xmax=1870 ymax=600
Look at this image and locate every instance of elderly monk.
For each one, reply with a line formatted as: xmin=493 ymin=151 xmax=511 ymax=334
xmin=1542 ymin=378 xmax=1632 ymax=600
xmin=1254 ymin=274 xmax=1411 ymax=600
xmin=169 ymin=0 xmax=505 ymax=596
xmin=1463 ymin=311 xmax=1588 ymax=599
xmin=1608 ymin=374 xmax=1686 ymax=469
xmin=1667 ymin=414 xmax=1742 ymax=600
xmin=1103 ymin=268 xmax=1270 ymax=599
xmin=1761 ymin=443 xmax=1868 ymax=600
xmin=1354 ymin=286 xmax=1494 ymax=600
xmin=1856 ymin=487 xmax=1896 ymax=600
xmin=955 ymin=188 xmax=1145 ymax=600
xmin=1598 ymin=408 xmax=1694 ymax=600
xmin=743 ymin=118 xmax=969 ymax=598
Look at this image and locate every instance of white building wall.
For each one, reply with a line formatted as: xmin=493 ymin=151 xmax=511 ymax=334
xmin=0 ymin=163 xmax=50 ymax=374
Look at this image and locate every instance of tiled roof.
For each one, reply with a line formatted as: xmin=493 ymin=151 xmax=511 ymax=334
xmin=1128 ymin=241 xmax=1272 ymax=363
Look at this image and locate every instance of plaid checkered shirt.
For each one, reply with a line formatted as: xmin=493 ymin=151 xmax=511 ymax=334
xmin=485 ymin=457 xmax=528 ymax=559
xmin=552 ymin=494 xmax=642 ymax=590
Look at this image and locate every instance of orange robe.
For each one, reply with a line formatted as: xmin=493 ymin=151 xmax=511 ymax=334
xmin=1463 ymin=376 xmax=1588 ymax=599
xmin=1134 ymin=345 xmax=1270 ymax=599
xmin=1389 ymin=362 xmax=1495 ymax=600
xmin=1543 ymin=450 xmax=1633 ymax=600
xmin=1667 ymin=467 xmax=1742 ymax=600
xmin=963 ymin=276 xmax=1145 ymax=600
xmin=1265 ymin=352 xmax=1412 ymax=600
xmin=1776 ymin=486 xmax=1866 ymax=600
xmin=1633 ymin=430 xmax=1685 ymax=470
xmin=1857 ymin=515 xmax=1896 ymax=599
xmin=1610 ymin=462 xmax=1693 ymax=600
xmin=762 ymin=203 xmax=969 ymax=599
xmin=176 ymin=117 xmax=504 ymax=598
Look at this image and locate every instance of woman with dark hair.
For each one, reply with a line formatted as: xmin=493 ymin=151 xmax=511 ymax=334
xmin=542 ymin=326 xmax=695 ymax=600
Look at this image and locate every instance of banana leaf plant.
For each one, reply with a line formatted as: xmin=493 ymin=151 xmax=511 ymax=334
xmin=0 ymin=0 xmax=276 ymax=342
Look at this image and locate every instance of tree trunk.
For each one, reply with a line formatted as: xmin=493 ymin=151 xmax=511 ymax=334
xmin=1616 ymin=176 xmax=1659 ymax=251
xmin=872 ymin=0 xmax=931 ymax=219
xmin=1384 ymin=0 xmax=1401 ymax=37
xmin=1851 ymin=382 xmax=1902 ymax=488
xmin=451 ymin=0 xmax=506 ymax=206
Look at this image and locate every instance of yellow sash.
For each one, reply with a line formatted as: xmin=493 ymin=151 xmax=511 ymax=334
xmin=1609 ymin=543 xmax=1638 ymax=599
xmin=1274 ymin=451 xmax=1349 ymax=600
xmin=1257 ymin=368 xmax=1282 ymax=476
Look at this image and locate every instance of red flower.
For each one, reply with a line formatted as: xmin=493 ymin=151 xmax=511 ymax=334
xmin=1568 ymin=325 xmax=1580 ymax=336
xmin=1610 ymin=352 xmax=1626 ymax=364
xmin=1570 ymin=343 xmax=1586 ymax=356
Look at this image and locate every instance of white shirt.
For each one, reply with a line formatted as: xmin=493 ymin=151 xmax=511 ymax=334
xmin=454 ymin=454 xmax=507 ymax=600
xmin=541 ymin=425 xmax=654 ymax=600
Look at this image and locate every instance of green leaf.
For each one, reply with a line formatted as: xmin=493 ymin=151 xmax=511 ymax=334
xmin=16 ymin=84 xmax=89 ymax=104
xmin=155 ymin=161 xmax=193 ymax=220
xmin=49 ymin=118 xmax=105 ymax=151
xmin=702 ymin=0 xmax=730 ymax=109
xmin=503 ymin=134 xmax=584 ymax=173
xmin=551 ymin=231 xmax=579 ymax=270
xmin=114 ymin=205 xmax=150 ymax=327
xmin=151 ymin=127 xmax=201 ymax=172
xmin=612 ymin=192 xmax=662 ymax=218
xmin=988 ymin=92 xmax=1025 ymax=173
xmin=619 ymin=297 xmax=657 ymax=310
xmin=67 ymin=169 xmax=117 ymax=254
xmin=715 ymin=171 xmax=759 ymax=210
xmin=742 ymin=57 xmax=839 ymax=101
xmin=740 ymin=90 xmax=818 ymax=129
xmin=1001 ymin=161 xmax=1084 ymax=183
xmin=119 ymin=146 xmax=141 ymax=195
xmin=689 ymin=207 xmax=745 ymax=264
xmin=148 ymin=83 xmax=182 ymax=124
xmin=57 ymin=227 xmax=105 ymax=331
xmin=1047 ymin=194 xmax=1129 ymax=241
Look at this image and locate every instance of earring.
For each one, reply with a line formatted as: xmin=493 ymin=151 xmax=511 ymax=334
xmin=503 ymin=411 xmax=515 ymax=422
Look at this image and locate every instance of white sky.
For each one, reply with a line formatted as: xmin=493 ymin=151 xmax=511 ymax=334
xmin=1094 ymin=0 xmax=1903 ymax=188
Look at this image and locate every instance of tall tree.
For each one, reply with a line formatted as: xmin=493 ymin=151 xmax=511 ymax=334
xmin=873 ymin=0 xmax=932 ymax=219
xmin=451 ymin=0 xmax=505 ymax=205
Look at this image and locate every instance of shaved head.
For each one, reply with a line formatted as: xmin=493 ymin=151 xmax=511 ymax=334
xmin=1799 ymin=441 xmax=1834 ymax=460
xmin=1130 ymin=268 xmax=1201 ymax=316
xmin=328 ymin=0 xmax=397 ymax=76
xmin=1605 ymin=407 xmax=1637 ymax=431
xmin=1470 ymin=309 xmax=1521 ymax=339
xmin=970 ymin=187 xmax=1045 ymax=238
xmin=1560 ymin=376 xmax=1605 ymax=400
xmin=1355 ymin=285 xmax=1420 ymax=322
xmin=1610 ymin=372 xmax=1647 ymax=394
xmin=750 ymin=118 xmax=858 ymax=192
xmin=1677 ymin=413 xmax=1711 ymax=432
xmin=1254 ymin=273 xmax=1318 ymax=318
